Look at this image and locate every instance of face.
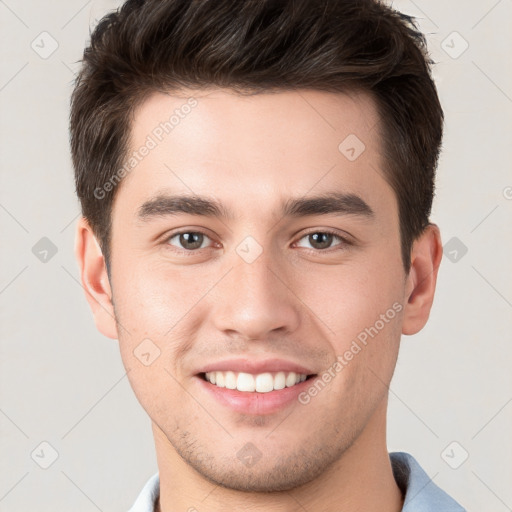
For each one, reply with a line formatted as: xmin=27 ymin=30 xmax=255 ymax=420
xmin=102 ymin=88 xmax=411 ymax=491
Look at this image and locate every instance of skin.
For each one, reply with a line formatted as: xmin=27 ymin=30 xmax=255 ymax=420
xmin=75 ymin=88 xmax=442 ymax=511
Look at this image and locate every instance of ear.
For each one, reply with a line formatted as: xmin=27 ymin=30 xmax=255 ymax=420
xmin=74 ymin=217 xmax=118 ymax=339
xmin=401 ymin=223 xmax=443 ymax=335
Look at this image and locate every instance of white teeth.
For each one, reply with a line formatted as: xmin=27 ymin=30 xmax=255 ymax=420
xmin=274 ymin=371 xmax=286 ymax=390
xmin=225 ymin=371 xmax=237 ymax=389
xmin=255 ymin=373 xmax=274 ymax=393
xmin=237 ymin=372 xmax=255 ymax=392
xmin=285 ymin=372 xmax=297 ymax=387
xmin=204 ymin=371 xmax=309 ymax=392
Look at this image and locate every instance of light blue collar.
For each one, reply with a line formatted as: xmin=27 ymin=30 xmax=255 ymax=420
xmin=390 ymin=452 xmax=466 ymax=511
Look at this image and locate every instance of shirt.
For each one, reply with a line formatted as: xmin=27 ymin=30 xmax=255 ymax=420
xmin=127 ymin=451 xmax=466 ymax=511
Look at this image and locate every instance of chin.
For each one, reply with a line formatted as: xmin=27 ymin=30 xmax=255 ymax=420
xmin=176 ymin=440 xmax=349 ymax=493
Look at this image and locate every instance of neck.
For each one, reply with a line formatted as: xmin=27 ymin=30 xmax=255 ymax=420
xmin=153 ymin=399 xmax=403 ymax=512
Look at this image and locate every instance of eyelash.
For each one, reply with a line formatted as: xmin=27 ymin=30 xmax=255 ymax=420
xmin=163 ymin=229 xmax=353 ymax=254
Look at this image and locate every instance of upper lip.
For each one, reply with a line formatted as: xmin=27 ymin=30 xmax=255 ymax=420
xmin=195 ymin=358 xmax=317 ymax=376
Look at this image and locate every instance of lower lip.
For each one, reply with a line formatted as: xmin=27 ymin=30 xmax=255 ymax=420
xmin=195 ymin=375 xmax=315 ymax=415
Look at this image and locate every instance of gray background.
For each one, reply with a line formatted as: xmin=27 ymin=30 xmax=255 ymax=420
xmin=1 ymin=0 xmax=511 ymax=510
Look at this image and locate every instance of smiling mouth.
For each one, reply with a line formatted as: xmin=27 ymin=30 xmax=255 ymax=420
xmin=199 ymin=371 xmax=317 ymax=393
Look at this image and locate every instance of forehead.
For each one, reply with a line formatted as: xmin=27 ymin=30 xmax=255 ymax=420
xmin=114 ymin=87 xmax=393 ymax=221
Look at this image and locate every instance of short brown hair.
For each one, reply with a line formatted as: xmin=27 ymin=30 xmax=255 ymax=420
xmin=70 ymin=0 xmax=444 ymax=272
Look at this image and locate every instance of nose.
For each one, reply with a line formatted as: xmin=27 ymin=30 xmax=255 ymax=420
xmin=211 ymin=249 xmax=301 ymax=342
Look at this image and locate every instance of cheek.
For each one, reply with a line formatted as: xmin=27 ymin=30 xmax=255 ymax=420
xmin=111 ymin=258 xmax=208 ymax=341
xmin=296 ymin=250 xmax=405 ymax=407
xmin=300 ymin=255 xmax=404 ymax=348
xmin=111 ymin=261 xmax=216 ymax=404
xmin=122 ymin=357 xmax=190 ymax=430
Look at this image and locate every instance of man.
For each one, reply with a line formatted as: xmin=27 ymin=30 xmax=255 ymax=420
xmin=70 ymin=0 xmax=466 ymax=510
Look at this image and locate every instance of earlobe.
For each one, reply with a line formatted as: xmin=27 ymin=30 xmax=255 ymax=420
xmin=74 ymin=217 xmax=118 ymax=339
xmin=401 ymin=223 xmax=443 ymax=335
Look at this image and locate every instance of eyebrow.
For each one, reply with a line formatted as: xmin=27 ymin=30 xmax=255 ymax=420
xmin=136 ymin=191 xmax=375 ymax=222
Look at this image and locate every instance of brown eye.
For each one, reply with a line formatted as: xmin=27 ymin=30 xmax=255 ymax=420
xmin=308 ymin=232 xmax=334 ymax=250
xmin=167 ymin=231 xmax=210 ymax=250
xmin=295 ymin=230 xmax=348 ymax=251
